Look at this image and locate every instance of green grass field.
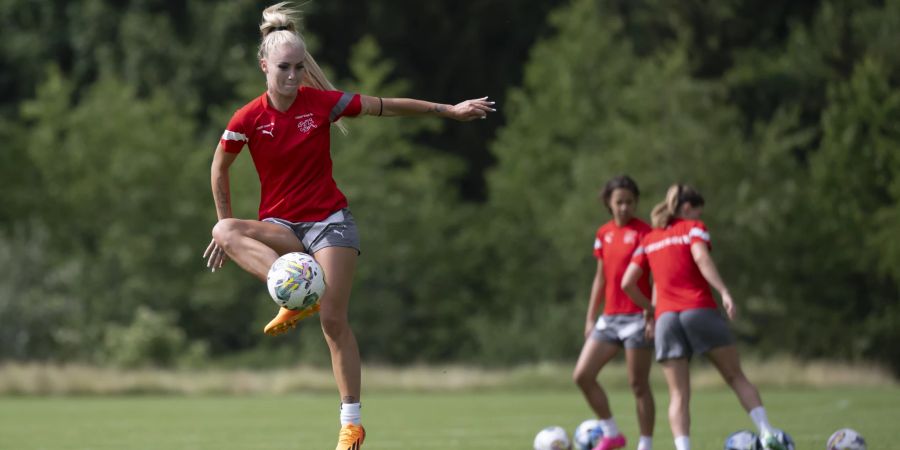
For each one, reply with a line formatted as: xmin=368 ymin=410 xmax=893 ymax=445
xmin=1 ymin=387 xmax=896 ymax=450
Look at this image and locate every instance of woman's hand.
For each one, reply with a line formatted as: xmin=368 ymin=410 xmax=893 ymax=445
xmin=203 ymin=238 xmax=228 ymax=272
xmin=644 ymin=317 xmax=655 ymax=340
xmin=447 ymin=96 xmax=496 ymax=121
xmin=722 ymin=291 xmax=737 ymax=320
xmin=584 ymin=320 xmax=594 ymax=339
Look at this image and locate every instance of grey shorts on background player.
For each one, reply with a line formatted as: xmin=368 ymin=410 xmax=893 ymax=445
xmin=654 ymin=308 xmax=734 ymax=361
xmin=591 ymin=313 xmax=652 ymax=349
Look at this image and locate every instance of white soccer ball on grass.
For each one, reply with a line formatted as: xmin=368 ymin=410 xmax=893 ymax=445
xmin=534 ymin=426 xmax=572 ymax=450
xmin=724 ymin=429 xmax=760 ymax=450
xmin=827 ymin=428 xmax=867 ymax=450
xmin=573 ymin=419 xmax=603 ymax=450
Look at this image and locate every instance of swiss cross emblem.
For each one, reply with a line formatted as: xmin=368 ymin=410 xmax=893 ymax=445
xmin=624 ymin=231 xmax=637 ymax=244
xmin=297 ymin=117 xmax=317 ymax=133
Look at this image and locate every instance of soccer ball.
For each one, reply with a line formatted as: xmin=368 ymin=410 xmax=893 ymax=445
xmin=573 ymin=419 xmax=603 ymax=450
xmin=534 ymin=426 xmax=572 ymax=450
xmin=266 ymin=252 xmax=325 ymax=311
xmin=762 ymin=429 xmax=795 ymax=450
xmin=827 ymin=428 xmax=867 ymax=450
xmin=724 ymin=430 xmax=760 ymax=450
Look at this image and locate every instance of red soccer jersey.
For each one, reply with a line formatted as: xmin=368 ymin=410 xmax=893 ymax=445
xmin=593 ymin=218 xmax=652 ymax=315
xmin=631 ymin=218 xmax=717 ymax=319
xmin=220 ymin=87 xmax=362 ymax=222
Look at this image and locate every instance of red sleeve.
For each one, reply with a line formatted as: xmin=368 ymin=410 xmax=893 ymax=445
xmin=220 ymin=108 xmax=249 ymax=154
xmin=320 ymin=90 xmax=361 ymax=122
xmin=631 ymin=240 xmax=648 ymax=270
xmin=687 ymin=220 xmax=711 ymax=249
xmin=592 ymin=228 xmax=604 ymax=259
xmin=338 ymin=93 xmax=362 ymax=120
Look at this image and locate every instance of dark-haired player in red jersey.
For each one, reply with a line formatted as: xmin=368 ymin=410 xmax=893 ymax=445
xmin=621 ymin=184 xmax=787 ymax=450
xmin=573 ymin=175 xmax=655 ymax=450
xmin=201 ymin=3 xmax=495 ymax=450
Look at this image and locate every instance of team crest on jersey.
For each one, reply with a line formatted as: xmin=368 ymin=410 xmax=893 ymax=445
xmin=624 ymin=230 xmax=637 ymax=244
xmin=295 ymin=113 xmax=318 ymax=134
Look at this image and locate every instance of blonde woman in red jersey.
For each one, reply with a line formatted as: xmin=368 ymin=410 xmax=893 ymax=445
xmin=201 ymin=3 xmax=494 ymax=449
xmin=621 ymin=184 xmax=786 ymax=450
xmin=573 ymin=176 xmax=655 ymax=450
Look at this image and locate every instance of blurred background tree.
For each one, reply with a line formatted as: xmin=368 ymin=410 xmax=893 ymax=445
xmin=1 ymin=0 xmax=898 ymax=375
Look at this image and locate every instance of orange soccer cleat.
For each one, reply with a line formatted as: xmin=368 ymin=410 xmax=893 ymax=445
xmin=335 ymin=423 xmax=365 ymax=450
xmin=262 ymin=304 xmax=320 ymax=336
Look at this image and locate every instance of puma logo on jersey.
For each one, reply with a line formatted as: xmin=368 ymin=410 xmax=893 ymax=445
xmin=261 ymin=129 xmax=274 ymax=137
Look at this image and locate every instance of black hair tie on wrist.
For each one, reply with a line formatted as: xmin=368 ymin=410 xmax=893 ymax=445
xmin=378 ymin=97 xmax=383 ymax=116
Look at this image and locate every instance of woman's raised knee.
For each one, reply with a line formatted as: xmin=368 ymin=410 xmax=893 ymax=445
xmin=211 ymin=218 xmax=241 ymax=249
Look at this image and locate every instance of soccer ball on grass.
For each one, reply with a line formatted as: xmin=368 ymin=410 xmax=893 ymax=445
xmin=266 ymin=252 xmax=325 ymax=311
xmin=827 ymin=428 xmax=866 ymax=450
xmin=761 ymin=428 xmax=795 ymax=450
xmin=534 ymin=426 xmax=571 ymax=450
xmin=573 ymin=419 xmax=603 ymax=450
xmin=724 ymin=430 xmax=760 ymax=450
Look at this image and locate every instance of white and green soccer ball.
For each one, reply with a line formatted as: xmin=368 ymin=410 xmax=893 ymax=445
xmin=827 ymin=428 xmax=867 ymax=450
xmin=724 ymin=430 xmax=760 ymax=450
xmin=573 ymin=419 xmax=603 ymax=450
xmin=761 ymin=428 xmax=795 ymax=450
xmin=266 ymin=252 xmax=325 ymax=311
xmin=534 ymin=426 xmax=572 ymax=450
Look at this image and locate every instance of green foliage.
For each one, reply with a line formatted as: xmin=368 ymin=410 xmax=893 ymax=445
xmin=480 ymin=0 xmax=757 ymax=361
xmin=1 ymin=0 xmax=899 ymax=374
xmin=102 ymin=306 xmax=208 ymax=368
xmin=333 ymin=36 xmax=482 ymax=363
xmin=0 ymin=225 xmax=83 ymax=360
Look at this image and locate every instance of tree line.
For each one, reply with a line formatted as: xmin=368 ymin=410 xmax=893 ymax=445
xmin=1 ymin=0 xmax=898 ymax=375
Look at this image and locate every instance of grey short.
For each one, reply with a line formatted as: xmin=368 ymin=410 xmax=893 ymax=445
xmin=591 ymin=313 xmax=652 ymax=349
xmin=263 ymin=208 xmax=361 ymax=255
xmin=654 ymin=308 xmax=734 ymax=361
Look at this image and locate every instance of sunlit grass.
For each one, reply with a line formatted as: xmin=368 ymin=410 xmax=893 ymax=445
xmin=0 ymin=388 xmax=896 ymax=450
xmin=0 ymin=358 xmax=894 ymax=395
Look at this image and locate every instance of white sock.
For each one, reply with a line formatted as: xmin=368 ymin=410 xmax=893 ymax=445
xmin=599 ymin=418 xmax=620 ymax=437
xmin=674 ymin=435 xmax=690 ymax=450
xmin=749 ymin=406 xmax=773 ymax=435
xmin=637 ymin=435 xmax=653 ymax=450
xmin=339 ymin=402 xmax=361 ymax=425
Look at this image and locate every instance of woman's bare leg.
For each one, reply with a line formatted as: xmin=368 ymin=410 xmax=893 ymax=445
xmin=573 ymin=338 xmax=620 ymax=419
xmin=313 ymin=246 xmax=361 ymax=403
xmin=660 ymin=358 xmax=691 ymax=438
xmin=706 ymin=345 xmax=762 ymax=412
xmin=625 ymin=347 xmax=655 ymax=437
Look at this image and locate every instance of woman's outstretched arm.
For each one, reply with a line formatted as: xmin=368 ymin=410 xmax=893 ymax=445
xmin=359 ymin=95 xmax=495 ymax=121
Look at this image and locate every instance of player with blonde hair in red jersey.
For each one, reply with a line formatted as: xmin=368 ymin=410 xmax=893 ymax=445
xmin=621 ymin=184 xmax=787 ymax=450
xmin=202 ymin=3 xmax=495 ymax=449
xmin=573 ymin=175 xmax=655 ymax=450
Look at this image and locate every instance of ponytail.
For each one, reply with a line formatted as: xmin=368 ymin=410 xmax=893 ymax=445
xmin=650 ymin=183 xmax=705 ymax=228
xmin=258 ymin=2 xmax=347 ymax=134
